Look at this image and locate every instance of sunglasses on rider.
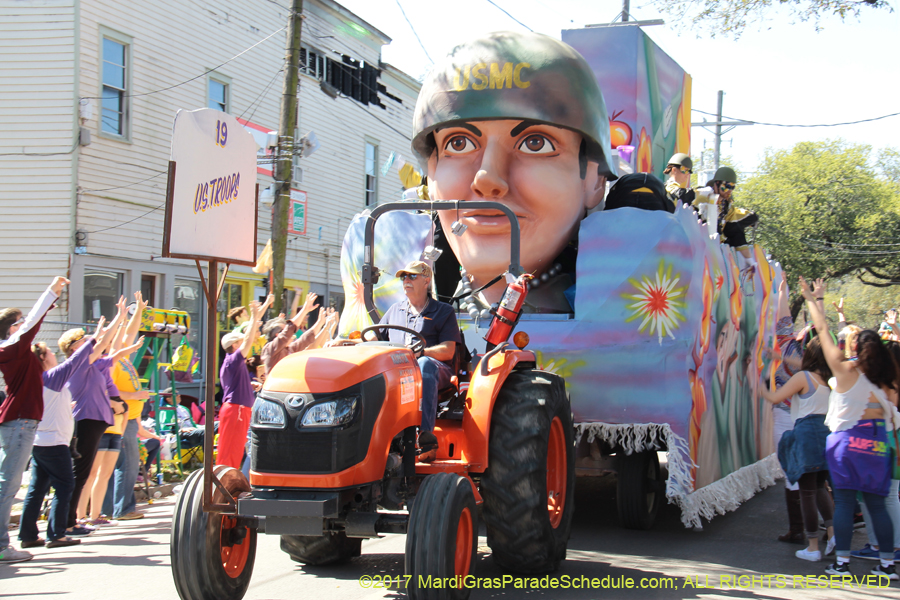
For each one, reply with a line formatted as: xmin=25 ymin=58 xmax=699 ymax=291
xmin=400 ymin=273 xmax=421 ymax=281
xmin=720 ymin=182 xmax=735 ymax=191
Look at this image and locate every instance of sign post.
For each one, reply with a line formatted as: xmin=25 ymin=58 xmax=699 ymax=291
xmin=163 ymin=108 xmax=258 ymax=512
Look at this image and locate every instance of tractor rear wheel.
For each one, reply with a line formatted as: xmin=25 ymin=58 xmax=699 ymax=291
xmin=171 ymin=466 xmax=256 ymax=600
xmin=406 ymin=472 xmax=478 ymax=600
xmin=617 ymin=450 xmax=662 ymax=530
xmin=480 ymin=370 xmax=574 ymax=573
xmin=280 ymin=532 xmax=362 ymax=566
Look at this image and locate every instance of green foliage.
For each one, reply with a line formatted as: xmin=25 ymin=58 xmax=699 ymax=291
xmin=739 ymin=140 xmax=900 ymax=314
xmin=653 ymin=0 xmax=892 ymax=37
xmin=826 ymin=278 xmax=899 ymax=329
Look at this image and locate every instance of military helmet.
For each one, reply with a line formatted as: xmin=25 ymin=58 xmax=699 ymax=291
xmin=713 ymin=166 xmax=737 ymax=184
xmin=667 ymin=153 xmax=692 ymax=172
xmin=412 ymin=31 xmax=617 ymax=180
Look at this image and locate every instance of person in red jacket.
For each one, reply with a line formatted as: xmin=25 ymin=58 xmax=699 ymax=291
xmin=0 ymin=276 xmax=69 ymax=564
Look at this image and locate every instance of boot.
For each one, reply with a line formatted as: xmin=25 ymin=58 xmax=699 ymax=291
xmin=777 ymin=488 xmax=805 ymax=544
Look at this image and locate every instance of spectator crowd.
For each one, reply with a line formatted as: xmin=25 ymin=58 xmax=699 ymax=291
xmin=0 ymin=281 xmax=340 ymax=564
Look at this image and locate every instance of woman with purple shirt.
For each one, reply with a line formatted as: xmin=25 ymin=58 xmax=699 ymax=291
xmin=18 ymin=325 xmax=100 ymax=549
xmin=57 ymin=300 xmax=133 ymax=536
xmin=216 ymin=296 xmax=271 ymax=469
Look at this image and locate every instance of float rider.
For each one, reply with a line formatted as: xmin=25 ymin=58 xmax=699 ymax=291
xmin=664 ymin=153 xmax=695 ymax=209
xmin=694 ymin=166 xmax=759 ymax=265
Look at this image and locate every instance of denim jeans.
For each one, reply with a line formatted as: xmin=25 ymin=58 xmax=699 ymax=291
xmin=0 ymin=419 xmax=39 ymax=550
xmin=417 ymin=357 xmax=452 ymax=433
xmin=20 ymin=445 xmax=74 ymax=542
xmin=834 ymin=487 xmax=895 ymax=560
xmin=862 ymin=478 xmax=900 ymax=550
xmin=102 ymin=418 xmax=139 ymax=518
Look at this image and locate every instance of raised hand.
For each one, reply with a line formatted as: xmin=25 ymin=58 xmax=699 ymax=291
xmin=797 ymin=276 xmax=815 ymax=301
xmin=135 ymin=290 xmax=148 ymax=312
xmin=50 ymin=276 xmax=70 ymax=295
xmin=91 ymin=317 xmax=107 ymax=341
xmin=832 ymin=297 xmax=844 ymax=314
xmin=812 ymin=278 xmax=826 ymax=299
xmin=302 ymin=292 xmax=318 ymax=312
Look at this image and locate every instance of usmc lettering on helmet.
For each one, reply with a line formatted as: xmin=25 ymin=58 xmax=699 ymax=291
xmin=453 ymin=62 xmax=531 ymax=91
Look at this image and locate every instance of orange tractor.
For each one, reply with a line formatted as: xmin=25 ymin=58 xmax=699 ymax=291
xmin=170 ymin=201 xmax=575 ymax=600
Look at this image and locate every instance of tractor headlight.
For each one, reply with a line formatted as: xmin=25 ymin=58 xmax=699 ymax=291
xmin=251 ymin=396 xmax=286 ymax=428
xmin=301 ymin=397 xmax=359 ymax=428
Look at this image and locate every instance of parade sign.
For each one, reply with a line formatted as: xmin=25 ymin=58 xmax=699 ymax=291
xmin=163 ymin=108 xmax=258 ymax=265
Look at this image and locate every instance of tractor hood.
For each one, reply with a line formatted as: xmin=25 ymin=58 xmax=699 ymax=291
xmin=264 ymin=344 xmax=416 ymax=394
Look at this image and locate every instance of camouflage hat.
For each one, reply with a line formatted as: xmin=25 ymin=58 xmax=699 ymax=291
xmin=667 ymin=153 xmax=692 ymax=171
xmin=713 ymin=166 xmax=737 ymax=184
xmin=412 ymin=31 xmax=617 ymax=180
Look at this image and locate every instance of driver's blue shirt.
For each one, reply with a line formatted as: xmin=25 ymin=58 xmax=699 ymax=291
xmin=379 ymin=298 xmax=461 ymax=368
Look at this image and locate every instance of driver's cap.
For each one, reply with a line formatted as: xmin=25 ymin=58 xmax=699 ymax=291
xmin=395 ymin=260 xmax=431 ymax=278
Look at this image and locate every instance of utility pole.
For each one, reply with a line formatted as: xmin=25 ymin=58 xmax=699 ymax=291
xmin=713 ymin=90 xmax=723 ymax=171
xmin=691 ymin=90 xmax=753 ymax=176
xmin=621 ymin=0 xmax=630 ymax=21
xmin=272 ymin=0 xmax=303 ymax=315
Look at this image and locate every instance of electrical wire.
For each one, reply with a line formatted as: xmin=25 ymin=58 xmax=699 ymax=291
xmin=81 ymin=26 xmax=287 ymax=100
xmin=237 ymin=63 xmax=285 ymax=125
xmin=394 ymin=0 xmax=433 ymax=65
xmin=0 ymin=138 xmax=78 ymax=157
xmin=83 ymin=203 xmax=164 ymax=234
xmin=484 ymin=0 xmax=534 ymax=31
xmin=80 ymin=172 xmax=166 ymax=193
xmin=692 ymin=108 xmax=900 ymax=128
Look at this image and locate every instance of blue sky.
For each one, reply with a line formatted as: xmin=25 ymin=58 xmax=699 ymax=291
xmin=335 ymin=0 xmax=900 ymax=174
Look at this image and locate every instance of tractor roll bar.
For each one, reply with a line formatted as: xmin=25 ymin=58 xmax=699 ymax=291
xmin=362 ymin=201 xmax=523 ymax=324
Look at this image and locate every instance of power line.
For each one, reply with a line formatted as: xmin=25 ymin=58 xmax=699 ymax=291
xmin=692 ymin=108 xmax=900 ymax=128
xmin=81 ymin=26 xmax=287 ymax=101
xmin=237 ymin=63 xmax=285 ymax=124
xmin=0 ymin=137 xmax=78 ymax=157
xmin=484 ymin=0 xmax=534 ymax=31
xmin=394 ymin=0 xmax=433 ymax=65
xmin=80 ymin=172 xmax=166 ymax=193
xmin=83 ymin=203 xmax=164 ymax=234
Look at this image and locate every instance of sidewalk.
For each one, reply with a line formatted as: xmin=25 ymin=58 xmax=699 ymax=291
xmin=7 ymin=463 xmax=179 ymax=529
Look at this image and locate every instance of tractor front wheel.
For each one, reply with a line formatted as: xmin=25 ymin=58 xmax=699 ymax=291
xmin=406 ymin=473 xmax=478 ymax=600
xmin=480 ymin=370 xmax=575 ymax=574
xmin=171 ymin=467 xmax=256 ymax=600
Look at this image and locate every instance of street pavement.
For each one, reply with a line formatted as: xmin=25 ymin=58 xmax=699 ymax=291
xmin=2 ymin=474 xmax=897 ymax=599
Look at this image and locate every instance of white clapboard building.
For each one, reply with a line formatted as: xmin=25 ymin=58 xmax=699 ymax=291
xmin=0 ymin=0 xmax=421 ymax=396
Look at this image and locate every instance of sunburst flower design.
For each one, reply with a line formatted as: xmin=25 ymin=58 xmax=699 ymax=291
xmin=534 ymin=352 xmax=586 ymax=379
xmin=622 ymin=259 xmax=687 ymax=344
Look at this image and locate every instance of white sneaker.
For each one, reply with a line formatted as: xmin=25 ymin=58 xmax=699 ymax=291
xmin=796 ymin=548 xmax=822 ymax=562
xmin=825 ymin=536 xmax=836 ymax=556
xmin=0 ymin=545 xmax=34 ymax=564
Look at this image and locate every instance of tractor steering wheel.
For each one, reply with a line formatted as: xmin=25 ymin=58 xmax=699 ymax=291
xmin=360 ymin=324 xmax=427 ymax=358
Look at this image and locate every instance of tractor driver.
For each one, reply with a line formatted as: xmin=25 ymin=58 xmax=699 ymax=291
xmin=411 ymin=31 xmax=617 ymax=313
xmin=379 ymin=261 xmax=460 ymax=463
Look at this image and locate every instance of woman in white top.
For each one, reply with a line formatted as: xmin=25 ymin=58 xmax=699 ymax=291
xmin=762 ymin=336 xmax=834 ymax=562
xmin=17 ymin=327 xmax=100 ymax=549
xmin=799 ymin=276 xmax=900 ymax=580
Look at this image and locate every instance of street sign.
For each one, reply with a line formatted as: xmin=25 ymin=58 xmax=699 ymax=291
xmin=289 ymin=189 xmax=307 ymax=235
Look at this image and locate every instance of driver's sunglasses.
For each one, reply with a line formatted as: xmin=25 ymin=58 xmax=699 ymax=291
xmin=720 ymin=182 xmax=736 ymax=190
xmin=400 ymin=274 xmax=421 ymax=281
xmin=678 ymin=167 xmax=691 ymax=174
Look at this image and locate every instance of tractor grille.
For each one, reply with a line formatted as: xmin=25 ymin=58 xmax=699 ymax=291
xmin=251 ymin=375 xmax=386 ymax=475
